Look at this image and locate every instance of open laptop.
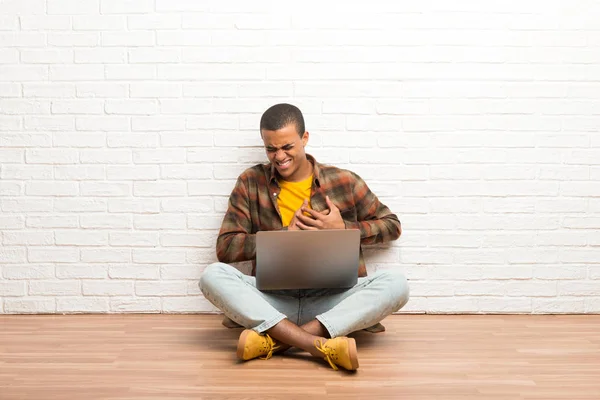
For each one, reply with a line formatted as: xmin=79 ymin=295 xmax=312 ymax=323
xmin=255 ymin=229 xmax=360 ymax=291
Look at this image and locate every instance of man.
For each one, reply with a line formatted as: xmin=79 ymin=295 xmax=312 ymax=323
xmin=199 ymin=103 xmax=409 ymax=371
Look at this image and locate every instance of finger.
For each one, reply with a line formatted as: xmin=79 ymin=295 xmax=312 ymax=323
xmin=297 ymin=213 xmax=321 ymax=227
xmin=301 ymin=207 xmax=324 ymax=220
xmin=296 ymin=219 xmax=318 ymax=231
xmin=325 ymin=195 xmax=338 ymax=211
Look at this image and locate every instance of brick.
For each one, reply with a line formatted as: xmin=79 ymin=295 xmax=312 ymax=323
xmin=27 ymin=216 xmax=78 ymax=229
xmin=109 ymin=232 xmax=158 ymax=247
xmin=187 ymin=148 xmax=237 ymax=163
xmin=128 ymin=15 xmax=181 ymax=30
xmin=110 ymin=297 xmax=160 ymax=312
xmin=81 ymin=248 xmax=130 ymax=263
xmin=558 ymin=281 xmax=600 ymax=296
xmin=50 ymin=65 xmax=104 ymax=81
xmin=108 ymin=265 xmax=159 ymax=279
xmin=80 ymin=149 xmax=132 ymax=164
xmin=108 ymin=199 xmax=160 ymax=214
xmin=80 ymin=214 xmax=132 ymax=229
xmin=72 ymin=16 xmax=125 ymax=31
xmin=0 ymin=181 xmax=22 ymax=196
xmin=29 ymin=280 xmax=80 ymax=295
xmin=187 ymin=215 xmax=222 ymax=230
xmin=159 ymin=99 xmax=211 ymax=114
xmin=188 ymin=181 xmax=235 ymax=196
xmin=3 ymin=265 xmax=54 ymax=279
xmin=0 ymin=84 xmax=20 ymax=98
xmin=478 ymin=297 xmax=532 ymax=313
xmin=161 ymin=265 xmax=203 ymax=280
xmin=105 ymin=65 xmax=156 ymax=80
xmin=48 ymin=32 xmax=100 ymax=46
xmin=100 ymin=0 xmax=154 ymax=14
xmin=1 ymin=165 xmax=50 ymax=180
xmin=26 ymin=181 xmax=79 ymax=196
xmin=56 ymin=265 xmax=108 ymax=279
xmin=560 ymin=249 xmax=600 ymax=264
xmin=80 ymin=182 xmax=131 ymax=196
xmin=162 ymin=297 xmax=215 ymax=313
xmin=1 ymin=281 xmax=28 ymax=296
xmin=132 ymin=117 xmax=185 ymax=132
xmin=533 ymin=266 xmax=586 ymax=280
xmin=156 ymin=32 xmax=211 ymax=47
xmin=105 ymin=100 xmax=157 ymax=115
xmin=0 ymin=247 xmax=27 ymax=263
xmin=160 ymin=232 xmax=215 ymax=248
xmin=56 ymin=231 xmax=108 ymax=246
xmin=21 ymin=49 xmax=73 ymax=64
xmin=106 ymin=165 xmax=159 ymax=180
xmin=133 ymin=249 xmax=186 ymax=264
xmin=136 ymin=281 xmax=187 ymax=296
xmin=25 ymin=116 xmax=75 ymax=131
xmin=133 ymin=181 xmax=186 ymax=197
xmin=3 ymin=232 xmax=53 ymax=246
xmin=0 ymin=65 xmax=47 ymax=81
xmin=107 ymin=133 xmax=158 ymax=148
xmin=533 ymin=298 xmax=584 ymax=314
xmin=29 ymin=248 xmax=79 ymax=263
xmin=130 ymin=82 xmax=182 ymax=98
xmin=57 ymin=297 xmax=109 ymax=313
xmin=23 ymin=83 xmax=76 ymax=98
xmin=74 ymin=48 xmax=126 ymax=64
xmin=0 ymin=149 xmax=24 ymax=163
xmin=161 ymin=134 xmax=214 ymax=147
xmin=0 ymin=32 xmax=46 ymax=47
xmin=161 ymin=198 xmax=213 ymax=213
xmin=55 ymin=165 xmax=106 ymax=180
xmin=2 ymin=199 xmax=53 ymax=212
xmin=82 ymin=281 xmax=133 ymax=296
xmin=47 ymin=0 xmax=99 ymax=14
xmin=183 ymin=82 xmax=237 ymax=98
xmin=25 ymin=149 xmax=78 ymax=164
xmin=1 ymin=133 xmax=51 ymax=147
xmin=4 ymin=298 xmax=55 ymax=314
xmin=54 ymin=198 xmax=106 ymax=212
xmin=128 ymin=48 xmax=180 ymax=64
xmin=76 ymin=117 xmax=129 ymax=132
xmin=0 ymin=215 xmax=25 ymax=229
xmin=0 ymin=48 xmax=19 ymax=63
xmin=160 ymin=165 xmax=213 ymax=180
xmin=76 ymin=83 xmax=127 ymax=98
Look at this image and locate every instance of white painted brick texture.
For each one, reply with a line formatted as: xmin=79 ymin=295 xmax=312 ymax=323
xmin=1 ymin=1 xmax=600 ymax=314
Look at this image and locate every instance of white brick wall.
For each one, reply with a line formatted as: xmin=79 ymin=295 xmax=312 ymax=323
xmin=1 ymin=0 xmax=600 ymax=314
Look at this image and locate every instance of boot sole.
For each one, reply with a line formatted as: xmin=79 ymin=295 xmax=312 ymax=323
xmin=347 ymin=337 xmax=359 ymax=370
xmin=236 ymin=329 xmax=252 ymax=360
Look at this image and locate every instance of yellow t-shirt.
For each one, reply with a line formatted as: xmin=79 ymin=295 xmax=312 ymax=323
xmin=277 ymin=175 xmax=313 ymax=227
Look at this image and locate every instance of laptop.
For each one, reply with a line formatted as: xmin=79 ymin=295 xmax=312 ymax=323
xmin=255 ymin=229 xmax=361 ymax=291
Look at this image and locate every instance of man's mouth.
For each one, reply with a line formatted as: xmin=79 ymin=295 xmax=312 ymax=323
xmin=276 ymin=159 xmax=291 ymax=169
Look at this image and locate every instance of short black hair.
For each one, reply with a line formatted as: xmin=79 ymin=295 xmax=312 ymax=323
xmin=260 ymin=103 xmax=305 ymax=137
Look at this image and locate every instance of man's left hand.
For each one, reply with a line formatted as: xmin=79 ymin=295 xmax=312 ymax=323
xmin=295 ymin=196 xmax=345 ymax=230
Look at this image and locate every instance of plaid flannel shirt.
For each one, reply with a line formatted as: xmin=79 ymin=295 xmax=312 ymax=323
xmin=216 ymin=154 xmax=401 ymax=277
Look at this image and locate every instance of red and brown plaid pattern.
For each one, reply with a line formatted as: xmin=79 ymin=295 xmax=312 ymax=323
xmin=216 ymin=154 xmax=401 ymax=277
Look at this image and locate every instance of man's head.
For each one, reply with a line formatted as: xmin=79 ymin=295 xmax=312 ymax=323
xmin=260 ymin=103 xmax=311 ymax=182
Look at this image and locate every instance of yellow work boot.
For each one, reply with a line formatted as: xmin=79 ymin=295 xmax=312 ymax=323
xmin=236 ymin=329 xmax=280 ymax=361
xmin=314 ymin=337 xmax=359 ymax=371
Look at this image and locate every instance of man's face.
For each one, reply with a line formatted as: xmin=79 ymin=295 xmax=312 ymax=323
xmin=261 ymin=123 xmax=309 ymax=182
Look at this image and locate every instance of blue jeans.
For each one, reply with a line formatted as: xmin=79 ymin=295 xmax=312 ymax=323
xmin=199 ymin=262 xmax=410 ymax=338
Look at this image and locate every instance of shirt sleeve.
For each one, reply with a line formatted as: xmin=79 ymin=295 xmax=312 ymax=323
xmin=215 ymin=175 xmax=257 ymax=263
xmin=343 ymin=172 xmax=402 ymax=245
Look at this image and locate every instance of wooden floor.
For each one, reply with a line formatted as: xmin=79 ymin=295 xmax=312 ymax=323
xmin=1 ymin=315 xmax=599 ymax=400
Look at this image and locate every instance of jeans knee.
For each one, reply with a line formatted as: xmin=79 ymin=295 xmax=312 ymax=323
xmin=198 ymin=262 xmax=230 ymax=294
xmin=381 ymin=270 xmax=410 ymax=311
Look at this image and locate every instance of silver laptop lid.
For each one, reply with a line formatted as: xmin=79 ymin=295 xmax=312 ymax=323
xmin=255 ymin=229 xmax=360 ymax=291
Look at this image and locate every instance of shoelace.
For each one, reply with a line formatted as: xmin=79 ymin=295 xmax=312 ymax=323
xmin=314 ymin=339 xmax=338 ymax=370
xmin=260 ymin=334 xmax=280 ymax=360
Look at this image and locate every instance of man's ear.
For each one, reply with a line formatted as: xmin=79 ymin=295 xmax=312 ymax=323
xmin=302 ymin=131 xmax=309 ymax=146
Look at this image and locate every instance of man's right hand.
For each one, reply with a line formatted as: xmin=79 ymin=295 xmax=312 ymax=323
xmin=287 ymin=200 xmax=309 ymax=231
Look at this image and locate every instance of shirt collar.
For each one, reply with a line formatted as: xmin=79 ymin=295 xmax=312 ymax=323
xmin=268 ymin=153 xmax=322 ymax=188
